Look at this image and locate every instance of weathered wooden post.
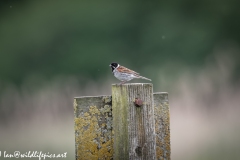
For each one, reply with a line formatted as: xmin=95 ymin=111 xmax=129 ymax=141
xmin=74 ymin=95 xmax=113 ymax=160
xmin=154 ymin=92 xmax=171 ymax=159
xmin=74 ymin=83 xmax=171 ymax=160
xmin=112 ymin=83 xmax=156 ymax=160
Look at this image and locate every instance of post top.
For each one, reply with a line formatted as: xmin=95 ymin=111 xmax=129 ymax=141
xmin=112 ymin=83 xmax=152 ymax=86
xmin=74 ymin=95 xmax=110 ymax=99
xmin=153 ymin=92 xmax=168 ymax=95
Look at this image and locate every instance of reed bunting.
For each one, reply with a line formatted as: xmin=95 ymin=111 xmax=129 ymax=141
xmin=109 ymin=62 xmax=151 ymax=84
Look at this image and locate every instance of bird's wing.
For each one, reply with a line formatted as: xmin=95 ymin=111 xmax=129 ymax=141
xmin=117 ymin=66 xmax=140 ymax=75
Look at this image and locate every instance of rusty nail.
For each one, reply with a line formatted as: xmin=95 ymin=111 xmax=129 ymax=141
xmin=134 ymin=98 xmax=143 ymax=107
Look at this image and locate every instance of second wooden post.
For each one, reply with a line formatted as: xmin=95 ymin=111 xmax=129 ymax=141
xmin=112 ymin=83 xmax=156 ymax=160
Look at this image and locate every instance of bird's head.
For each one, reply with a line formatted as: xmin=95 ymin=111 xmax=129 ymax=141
xmin=109 ymin=62 xmax=119 ymax=71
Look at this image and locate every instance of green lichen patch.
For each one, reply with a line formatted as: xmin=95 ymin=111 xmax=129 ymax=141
xmin=102 ymin=96 xmax=112 ymax=104
xmin=154 ymin=94 xmax=171 ymax=160
xmin=112 ymin=85 xmax=129 ymax=159
xmin=74 ymin=99 xmax=77 ymax=115
xmin=75 ymin=101 xmax=113 ymax=160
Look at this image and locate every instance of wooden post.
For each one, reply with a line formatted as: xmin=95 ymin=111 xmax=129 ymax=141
xmin=74 ymin=95 xmax=113 ymax=160
xmin=154 ymin=92 xmax=171 ymax=160
xmin=74 ymin=84 xmax=171 ymax=160
xmin=112 ymin=83 xmax=156 ymax=160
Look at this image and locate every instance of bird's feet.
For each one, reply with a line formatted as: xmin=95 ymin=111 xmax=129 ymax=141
xmin=118 ymin=81 xmax=126 ymax=85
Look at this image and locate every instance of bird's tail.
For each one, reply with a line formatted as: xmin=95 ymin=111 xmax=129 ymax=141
xmin=138 ymin=76 xmax=151 ymax=81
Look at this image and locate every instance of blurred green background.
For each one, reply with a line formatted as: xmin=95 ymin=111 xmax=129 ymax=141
xmin=0 ymin=0 xmax=240 ymax=159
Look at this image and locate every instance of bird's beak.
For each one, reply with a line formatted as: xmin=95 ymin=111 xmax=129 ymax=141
xmin=109 ymin=65 xmax=111 ymax=67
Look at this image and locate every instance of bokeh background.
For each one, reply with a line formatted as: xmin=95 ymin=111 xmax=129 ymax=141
xmin=1 ymin=0 xmax=240 ymax=159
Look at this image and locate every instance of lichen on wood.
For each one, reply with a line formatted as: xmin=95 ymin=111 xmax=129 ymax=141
xmin=154 ymin=92 xmax=171 ymax=160
xmin=74 ymin=86 xmax=171 ymax=160
xmin=74 ymin=96 xmax=113 ymax=160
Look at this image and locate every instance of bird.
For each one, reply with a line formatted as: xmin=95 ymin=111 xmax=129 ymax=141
xmin=109 ymin=62 xmax=151 ymax=84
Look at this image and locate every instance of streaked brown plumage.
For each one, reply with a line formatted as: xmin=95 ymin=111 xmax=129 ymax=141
xmin=109 ymin=62 xmax=151 ymax=84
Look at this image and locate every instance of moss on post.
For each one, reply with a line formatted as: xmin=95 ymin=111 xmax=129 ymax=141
xmin=154 ymin=92 xmax=171 ymax=160
xmin=74 ymin=96 xmax=113 ymax=160
xmin=112 ymin=83 xmax=156 ymax=160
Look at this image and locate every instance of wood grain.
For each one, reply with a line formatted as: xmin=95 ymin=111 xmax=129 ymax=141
xmin=112 ymin=83 xmax=156 ymax=160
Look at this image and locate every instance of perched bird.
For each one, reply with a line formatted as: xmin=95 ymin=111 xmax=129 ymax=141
xmin=109 ymin=62 xmax=151 ymax=84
